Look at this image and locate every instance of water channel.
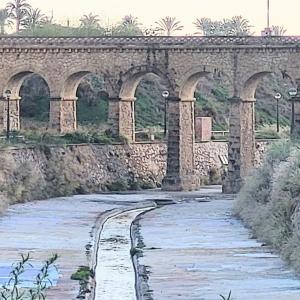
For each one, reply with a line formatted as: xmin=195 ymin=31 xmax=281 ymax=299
xmin=0 ymin=187 xmax=299 ymax=299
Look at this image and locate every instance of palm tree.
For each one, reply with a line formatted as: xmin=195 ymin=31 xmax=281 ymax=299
xmin=6 ymin=0 xmax=31 ymax=32
xmin=121 ymin=15 xmax=141 ymax=27
xmin=117 ymin=15 xmax=143 ymax=36
xmin=228 ymin=16 xmax=252 ymax=36
xmin=271 ymin=25 xmax=287 ymax=36
xmin=79 ymin=13 xmax=100 ymax=28
xmin=0 ymin=8 xmax=13 ymax=35
xmin=193 ymin=17 xmax=212 ymax=35
xmin=194 ymin=16 xmax=252 ymax=36
xmin=22 ymin=8 xmax=47 ymax=31
xmin=155 ymin=16 xmax=183 ymax=36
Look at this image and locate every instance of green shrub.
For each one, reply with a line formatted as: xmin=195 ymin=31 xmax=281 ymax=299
xmin=71 ymin=266 xmax=94 ymax=281
xmin=235 ymin=140 xmax=300 ymax=271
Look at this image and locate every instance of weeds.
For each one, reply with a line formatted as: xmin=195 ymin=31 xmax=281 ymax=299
xmin=0 ymin=253 xmax=58 ymax=300
xmin=71 ymin=266 xmax=94 ymax=299
xmin=220 ymin=291 xmax=233 ymax=300
xmin=235 ymin=140 xmax=300 ymax=271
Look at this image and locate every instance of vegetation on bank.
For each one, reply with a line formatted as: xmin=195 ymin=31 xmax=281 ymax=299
xmin=235 ymin=140 xmax=300 ymax=271
xmin=0 ymin=253 xmax=58 ymax=300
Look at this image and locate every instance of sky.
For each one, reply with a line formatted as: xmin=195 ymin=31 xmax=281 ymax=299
xmin=1 ymin=0 xmax=299 ymax=35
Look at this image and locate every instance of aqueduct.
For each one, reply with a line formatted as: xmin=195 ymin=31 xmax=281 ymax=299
xmin=0 ymin=36 xmax=300 ymax=193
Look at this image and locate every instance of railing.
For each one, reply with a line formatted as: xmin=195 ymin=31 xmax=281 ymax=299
xmin=211 ymin=130 xmax=229 ymax=140
xmin=135 ymin=129 xmax=282 ymax=142
xmin=135 ymin=129 xmax=165 ymax=142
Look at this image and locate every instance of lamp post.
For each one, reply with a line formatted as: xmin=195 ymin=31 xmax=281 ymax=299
xmin=288 ymin=88 xmax=298 ymax=136
xmin=4 ymin=89 xmax=11 ymax=140
xmin=274 ymin=92 xmax=282 ymax=133
xmin=162 ymin=90 xmax=169 ymax=138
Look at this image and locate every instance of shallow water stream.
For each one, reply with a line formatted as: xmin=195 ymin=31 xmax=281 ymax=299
xmin=137 ymin=195 xmax=300 ymax=300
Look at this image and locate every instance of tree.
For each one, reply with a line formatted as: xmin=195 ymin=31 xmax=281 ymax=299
xmin=194 ymin=17 xmax=225 ymax=36
xmin=271 ymin=25 xmax=287 ymax=36
xmin=108 ymin=15 xmax=143 ymax=36
xmin=227 ymin=16 xmax=252 ymax=36
xmin=79 ymin=13 xmax=100 ymax=29
xmin=194 ymin=16 xmax=252 ymax=36
xmin=0 ymin=8 xmax=13 ymax=35
xmin=22 ymin=7 xmax=47 ymax=32
xmin=121 ymin=14 xmax=140 ymax=27
xmin=155 ymin=16 xmax=183 ymax=36
xmin=6 ymin=0 xmax=31 ymax=32
xmin=79 ymin=13 xmax=103 ymax=36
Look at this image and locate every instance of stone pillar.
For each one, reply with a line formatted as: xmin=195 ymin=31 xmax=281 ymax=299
xmin=224 ymin=97 xmax=255 ymax=193
xmin=0 ymin=99 xmax=4 ymax=131
xmin=162 ymin=97 xmax=200 ymax=191
xmin=108 ymin=97 xmax=120 ymax=136
xmin=291 ymin=96 xmax=300 ymax=139
xmin=49 ymin=97 xmax=77 ymax=132
xmin=108 ymin=97 xmax=135 ymax=143
xmin=1 ymin=97 xmax=21 ymax=131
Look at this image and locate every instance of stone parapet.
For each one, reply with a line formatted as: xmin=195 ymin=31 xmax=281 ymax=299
xmin=0 ymin=36 xmax=299 ymax=49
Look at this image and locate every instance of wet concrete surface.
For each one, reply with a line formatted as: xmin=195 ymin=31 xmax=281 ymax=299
xmin=136 ymin=189 xmax=300 ymax=300
xmin=0 ymin=193 xmax=163 ymax=300
xmin=95 ymin=207 xmax=154 ymax=300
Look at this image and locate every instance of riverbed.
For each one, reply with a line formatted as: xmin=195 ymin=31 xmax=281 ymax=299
xmin=0 ymin=188 xmax=300 ymax=300
xmin=136 ymin=190 xmax=300 ymax=299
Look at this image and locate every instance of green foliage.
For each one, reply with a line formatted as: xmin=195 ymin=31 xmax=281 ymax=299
xmin=17 ymin=23 xmax=106 ymax=36
xmin=71 ymin=266 xmax=94 ymax=299
xmin=77 ymin=99 xmax=108 ymax=125
xmin=0 ymin=253 xmax=58 ymax=300
xmin=71 ymin=266 xmax=94 ymax=281
xmin=235 ymin=140 xmax=300 ymax=271
xmin=155 ymin=16 xmax=184 ymax=36
xmin=194 ymin=16 xmax=252 ymax=36
xmin=135 ymin=76 xmax=165 ymax=130
xmin=0 ymin=8 xmax=13 ymax=35
xmin=62 ymin=130 xmax=115 ymax=144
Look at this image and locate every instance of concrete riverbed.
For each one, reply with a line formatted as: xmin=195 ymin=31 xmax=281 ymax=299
xmin=0 ymin=187 xmax=300 ymax=300
xmin=135 ymin=188 xmax=300 ymax=300
xmin=0 ymin=193 xmax=160 ymax=299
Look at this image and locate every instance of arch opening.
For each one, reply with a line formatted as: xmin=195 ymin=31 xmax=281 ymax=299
xmin=119 ymin=67 xmax=173 ymax=142
xmin=180 ymin=68 xmax=232 ymax=135
xmin=63 ymin=72 xmax=109 ymax=131
xmin=242 ymin=71 xmax=294 ymax=135
xmin=4 ymin=72 xmax=51 ymax=131
xmin=19 ymin=74 xmax=50 ymax=130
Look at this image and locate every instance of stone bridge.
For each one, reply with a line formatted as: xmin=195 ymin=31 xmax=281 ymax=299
xmin=0 ymin=36 xmax=300 ymax=193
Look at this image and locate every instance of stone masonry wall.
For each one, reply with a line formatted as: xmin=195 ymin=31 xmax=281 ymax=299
xmin=0 ymin=141 xmax=269 ymax=198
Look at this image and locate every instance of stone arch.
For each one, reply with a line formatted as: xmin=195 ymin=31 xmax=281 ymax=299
xmin=239 ymin=67 xmax=295 ymax=101
xmin=62 ymin=71 xmax=93 ymax=100
xmin=240 ymin=71 xmax=272 ymax=101
xmin=119 ymin=65 xmax=174 ymax=99
xmin=179 ymin=65 xmax=233 ymax=100
xmin=1 ymin=69 xmax=53 ymax=131
xmin=4 ymin=69 xmax=52 ymax=99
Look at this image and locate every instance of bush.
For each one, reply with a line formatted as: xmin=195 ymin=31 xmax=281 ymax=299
xmin=235 ymin=140 xmax=300 ymax=271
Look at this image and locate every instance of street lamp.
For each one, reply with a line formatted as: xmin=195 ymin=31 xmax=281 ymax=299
xmin=274 ymin=92 xmax=282 ymax=133
xmin=162 ymin=90 xmax=169 ymax=138
xmin=4 ymin=89 xmax=11 ymax=140
xmin=288 ymin=88 xmax=298 ymax=135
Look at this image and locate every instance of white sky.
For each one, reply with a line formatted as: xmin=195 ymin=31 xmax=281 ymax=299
xmin=1 ymin=0 xmax=299 ymax=35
